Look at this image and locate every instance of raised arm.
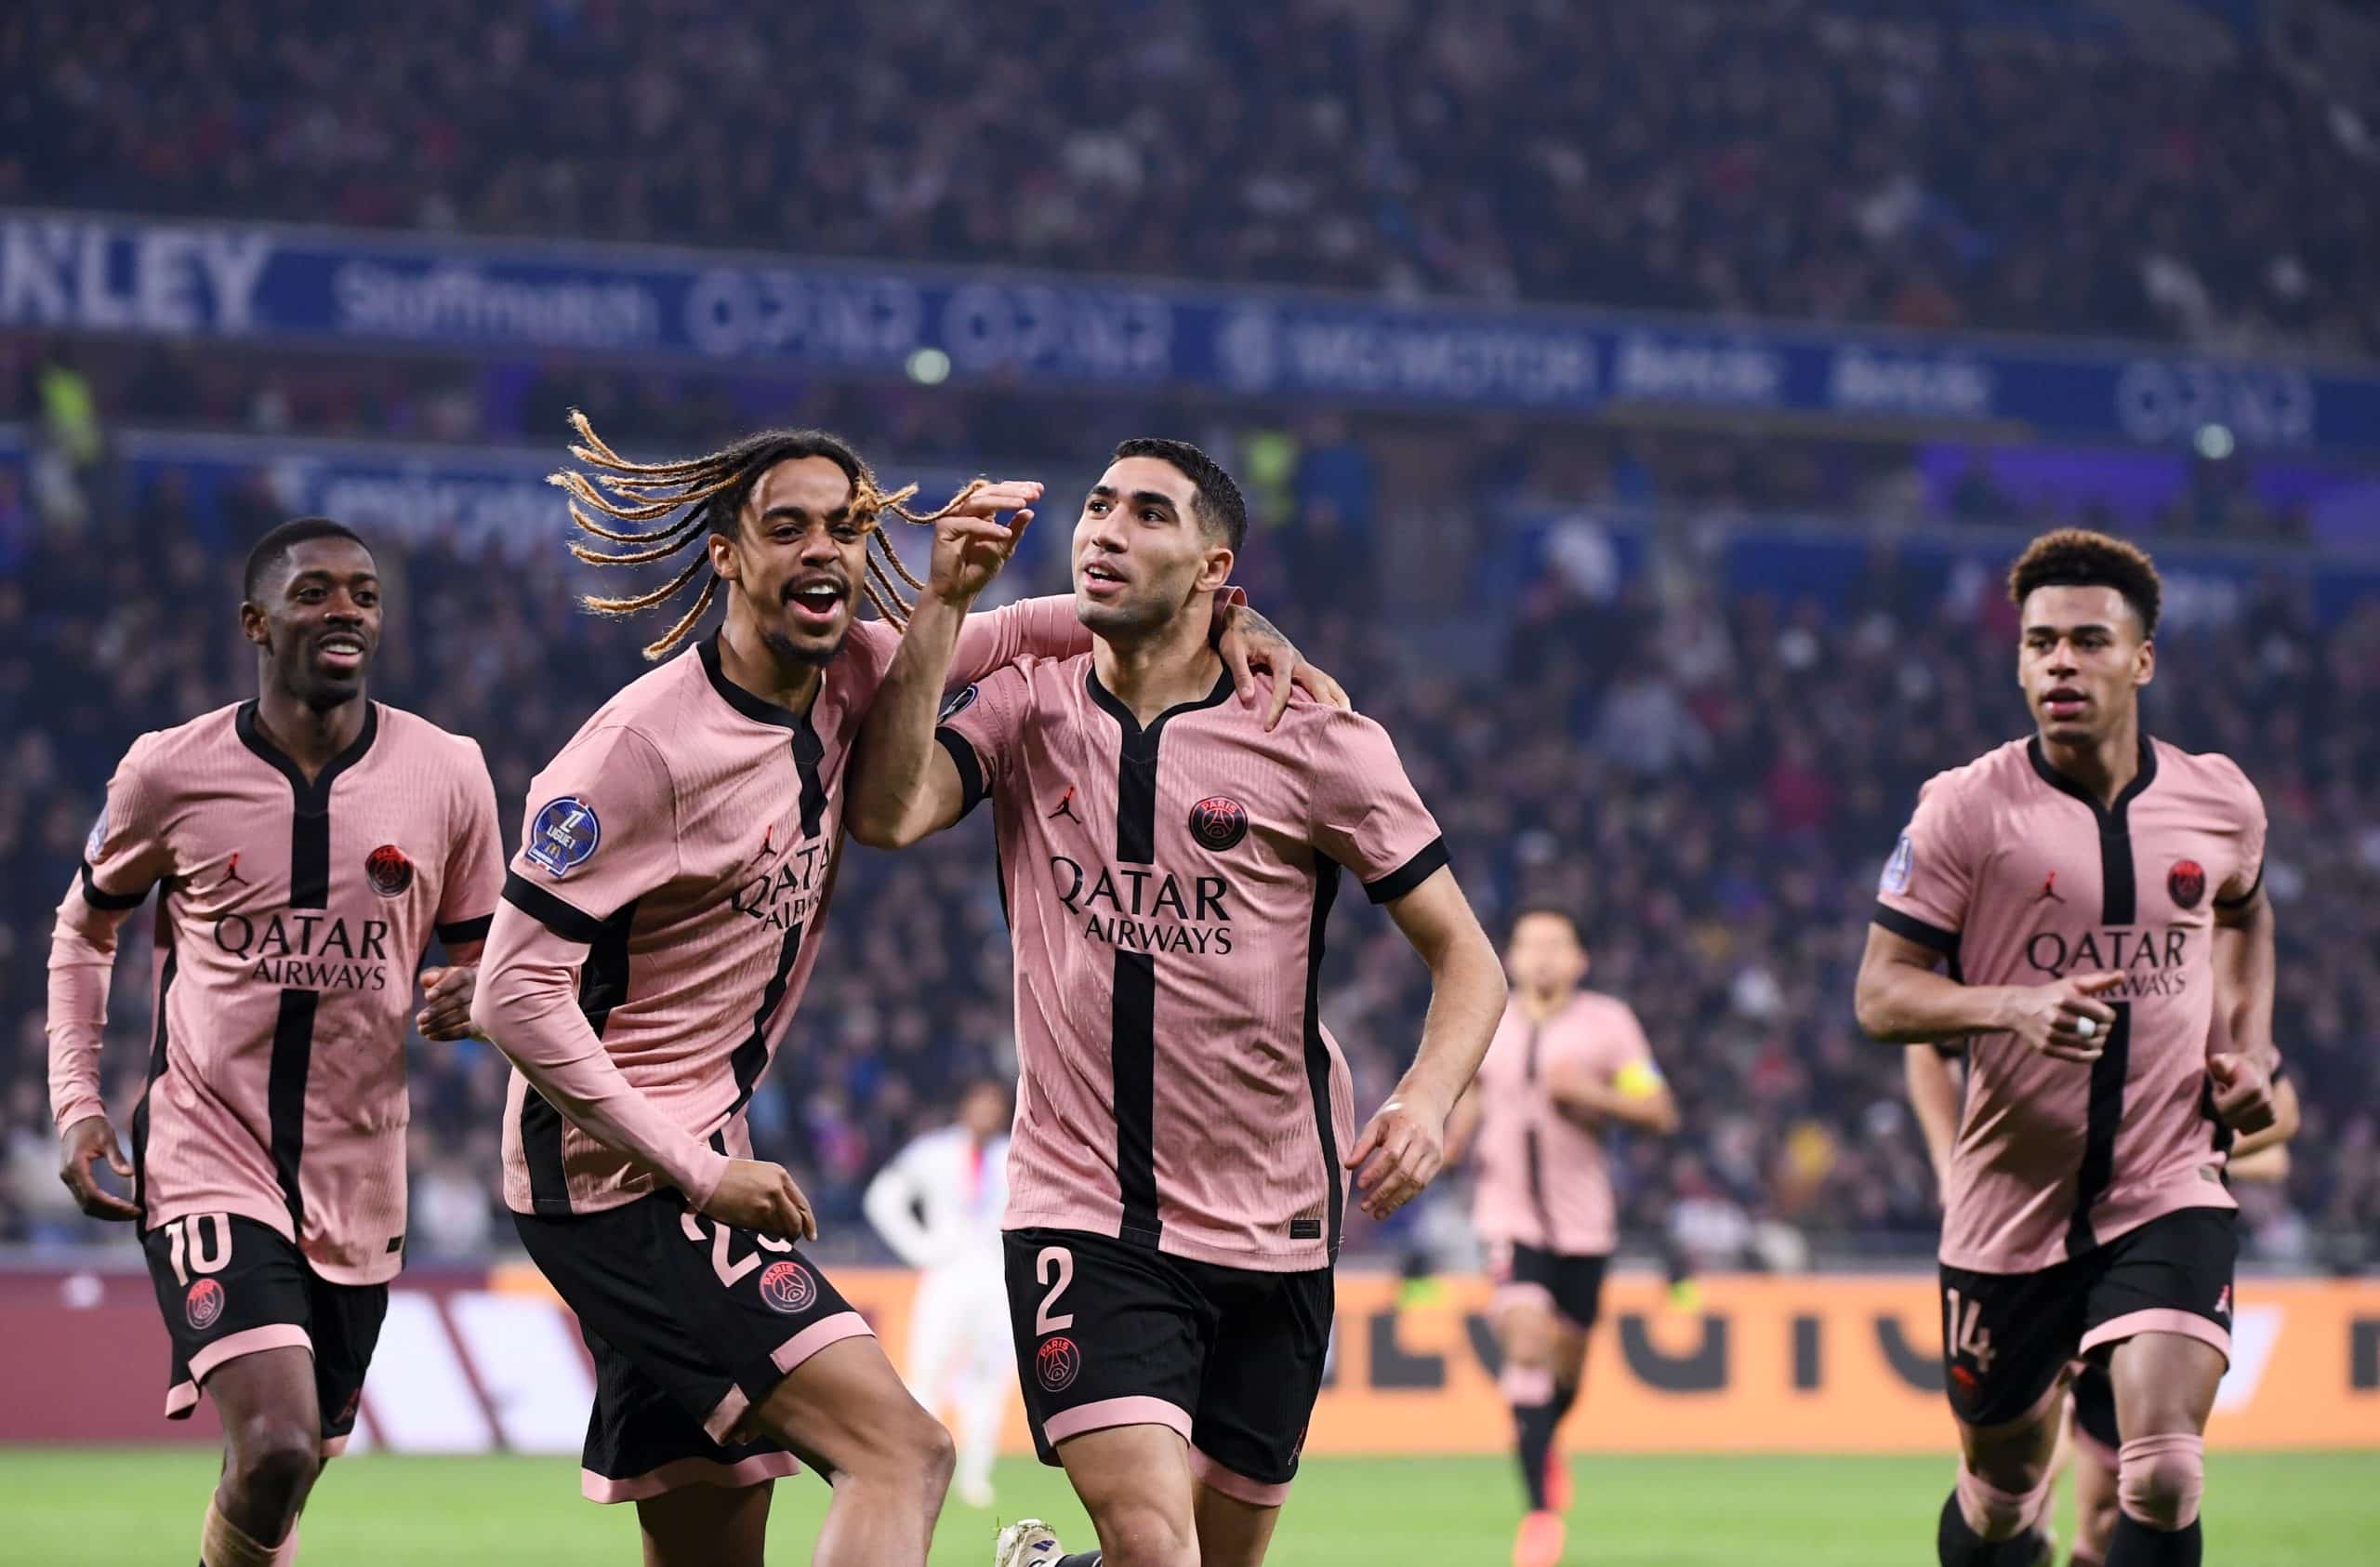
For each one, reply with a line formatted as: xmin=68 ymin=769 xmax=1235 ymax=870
xmin=847 ymin=483 xmax=1039 ymax=850
xmin=1343 ymin=865 xmax=1508 ymax=1220
xmin=1853 ymin=923 xmax=2120 ymax=1062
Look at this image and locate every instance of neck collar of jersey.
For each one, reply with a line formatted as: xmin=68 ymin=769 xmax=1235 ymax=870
xmin=699 ymin=633 xmax=815 ymax=733
xmin=236 ymin=698 xmax=379 ymax=806
xmin=2027 ymin=732 xmax=2158 ymax=826
xmin=1083 ymin=663 xmax=1234 ymax=745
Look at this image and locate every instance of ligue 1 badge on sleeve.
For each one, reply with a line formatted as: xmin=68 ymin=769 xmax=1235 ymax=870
xmin=525 ymin=797 xmax=602 ymax=878
xmin=1880 ymin=833 xmax=1915 ymax=896
xmin=84 ymin=804 xmax=109 ymax=863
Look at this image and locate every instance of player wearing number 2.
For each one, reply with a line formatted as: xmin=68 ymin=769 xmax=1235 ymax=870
xmin=848 ymin=438 xmax=1506 ymax=1567
xmin=1856 ymin=531 xmax=2279 ymax=1567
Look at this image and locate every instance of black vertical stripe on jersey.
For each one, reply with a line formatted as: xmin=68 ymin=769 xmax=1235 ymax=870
xmin=2030 ymin=736 xmax=2158 ymax=1257
xmin=237 ymin=700 xmax=379 ymax=1236
xmin=130 ymin=948 xmax=178 ymax=1220
xmin=1522 ymin=1021 xmax=1555 ymax=1248
xmin=1087 ymin=666 xmax=1233 ymax=1250
xmin=720 ymin=719 xmax=830 ymax=1122
xmin=1303 ymin=861 xmax=1346 ymax=1259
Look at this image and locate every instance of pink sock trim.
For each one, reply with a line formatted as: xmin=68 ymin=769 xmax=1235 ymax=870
xmin=2117 ymin=1433 xmax=2205 ymax=1530
xmin=1954 ymin=1464 xmax=2054 ymax=1538
xmin=1501 ymin=1364 xmax=1556 ymax=1404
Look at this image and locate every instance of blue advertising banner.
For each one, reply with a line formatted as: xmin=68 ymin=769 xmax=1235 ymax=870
xmin=5 ymin=209 xmax=2378 ymax=452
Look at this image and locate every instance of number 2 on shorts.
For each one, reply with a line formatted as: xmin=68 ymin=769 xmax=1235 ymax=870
xmin=1035 ymin=1244 xmax=1076 ymax=1335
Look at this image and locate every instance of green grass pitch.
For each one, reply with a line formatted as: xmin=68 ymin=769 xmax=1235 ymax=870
xmin=3 ymin=1448 xmax=2372 ymax=1563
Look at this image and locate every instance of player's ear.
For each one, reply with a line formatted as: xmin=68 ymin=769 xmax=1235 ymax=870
xmin=239 ymin=599 xmax=271 ymax=649
xmin=1197 ymin=542 xmax=1236 ymax=595
xmin=2135 ymin=635 xmax=2155 ymax=690
xmin=707 ymin=528 xmax=742 ymax=587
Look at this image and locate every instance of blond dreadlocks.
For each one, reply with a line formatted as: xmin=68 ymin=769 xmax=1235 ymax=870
xmin=550 ymin=409 xmax=984 ymax=658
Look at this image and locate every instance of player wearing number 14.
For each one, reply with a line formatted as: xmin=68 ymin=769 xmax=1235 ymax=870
xmin=1855 ymin=531 xmax=2279 ymax=1567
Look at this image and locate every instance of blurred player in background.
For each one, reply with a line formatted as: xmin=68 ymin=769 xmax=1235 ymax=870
xmin=864 ymin=1079 xmax=1017 ymax=1512
xmin=1858 ymin=531 xmax=2280 ymax=1567
xmin=472 ymin=417 xmax=1327 ymax=1567
xmin=848 ymin=438 xmax=1503 ymax=1567
xmin=46 ymin=518 xmax=502 ymax=1567
xmin=1907 ymin=1037 xmax=2297 ymax=1567
xmin=1449 ymin=907 xmax=1679 ymax=1567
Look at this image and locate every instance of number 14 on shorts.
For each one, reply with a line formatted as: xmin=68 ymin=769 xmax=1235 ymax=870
xmin=1945 ymin=1285 xmax=1996 ymax=1374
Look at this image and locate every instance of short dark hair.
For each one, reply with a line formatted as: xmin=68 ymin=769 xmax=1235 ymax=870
xmin=1112 ymin=437 xmax=1248 ymax=552
xmin=2007 ymin=528 xmax=2162 ymax=636
xmin=1508 ymin=903 xmax=1585 ymax=945
xmin=244 ymin=517 xmax=370 ymax=602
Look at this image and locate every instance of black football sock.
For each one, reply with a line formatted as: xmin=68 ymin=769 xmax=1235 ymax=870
xmin=1514 ymin=1396 xmax=1559 ymax=1511
xmin=2105 ymin=1516 xmax=2201 ymax=1567
xmin=1937 ymin=1492 xmax=2051 ymax=1566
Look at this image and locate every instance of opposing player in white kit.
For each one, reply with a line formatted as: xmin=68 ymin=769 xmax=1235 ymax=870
xmin=865 ymin=1081 xmax=1017 ymax=1512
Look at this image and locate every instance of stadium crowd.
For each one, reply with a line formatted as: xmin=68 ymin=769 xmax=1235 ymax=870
xmin=2 ymin=437 xmax=2373 ymax=1271
xmin=8 ymin=0 xmax=2376 ymax=355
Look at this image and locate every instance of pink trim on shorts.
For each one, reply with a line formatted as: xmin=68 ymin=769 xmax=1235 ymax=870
xmin=1191 ymin=1447 xmax=1291 ymax=1508
xmin=1044 ymin=1395 xmax=1195 ymax=1447
xmin=702 ymin=1386 xmax=752 ymax=1446
xmin=580 ymin=1452 xmax=803 ymax=1504
xmin=2080 ymin=1309 xmax=2230 ymax=1363
xmin=164 ymin=1379 xmax=200 ymax=1419
xmin=769 ymin=1311 xmax=875 ymax=1375
xmin=191 ymin=1324 xmax=313 ymax=1386
xmin=320 ymin=1436 xmax=350 ymax=1459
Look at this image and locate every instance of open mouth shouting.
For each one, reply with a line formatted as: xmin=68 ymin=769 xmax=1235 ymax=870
xmin=785 ymin=574 xmax=849 ymax=632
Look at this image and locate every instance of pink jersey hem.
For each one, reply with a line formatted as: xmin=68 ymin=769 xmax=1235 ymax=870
xmin=768 ymin=1312 xmax=875 ymax=1375
xmin=2079 ymin=1309 xmax=2230 ymax=1362
xmin=1937 ymin=1192 xmax=2232 ymax=1275
xmin=1001 ymin=1213 xmax=1332 ymax=1276
xmin=580 ymin=1452 xmax=803 ymax=1503
xmin=190 ymin=1323 xmax=313 ymax=1386
xmin=1044 ymin=1395 xmax=1194 ymax=1447
xmin=1191 ymin=1447 xmax=1291 ymax=1507
xmin=146 ymin=1193 xmax=408 ymax=1289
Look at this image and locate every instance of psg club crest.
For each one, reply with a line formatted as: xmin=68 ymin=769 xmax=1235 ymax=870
xmin=1036 ymin=1335 xmax=1081 ymax=1392
xmin=364 ymin=844 xmax=415 ymax=898
xmin=525 ymin=797 xmax=601 ymax=879
xmin=84 ymin=805 xmax=109 ymax=863
xmin=185 ymin=1279 xmax=226 ymax=1332
xmin=2168 ymin=859 xmax=2207 ymax=910
xmin=1188 ymin=795 xmax=1250 ymax=853
xmin=758 ymin=1260 xmax=817 ymax=1315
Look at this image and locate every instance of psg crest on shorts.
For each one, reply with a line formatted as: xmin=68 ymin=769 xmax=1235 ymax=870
xmin=525 ymin=797 xmax=601 ymax=878
xmin=185 ymin=1278 xmax=225 ymax=1332
xmin=364 ymin=844 xmax=415 ymax=898
xmin=2168 ymin=858 xmax=2206 ymax=910
xmin=758 ymin=1260 xmax=817 ymax=1315
xmin=1036 ymin=1335 xmax=1081 ymax=1392
xmin=1188 ymin=795 xmax=1250 ymax=853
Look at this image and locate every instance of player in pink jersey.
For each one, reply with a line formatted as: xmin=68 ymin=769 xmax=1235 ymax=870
xmin=1448 ymin=906 xmax=1678 ymax=1567
xmin=46 ymin=517 xmax=503 ymax=1567
xmin=847 ymin=438 xmax=1508 ymax=1567
xmin=1857 ymin=531 xmax=2281 ymax=1567
xmin=469 ymin=417 xmax=1333 ymax=1567
xmin=1906 ymin=1033 xmax=2298 ymax=1567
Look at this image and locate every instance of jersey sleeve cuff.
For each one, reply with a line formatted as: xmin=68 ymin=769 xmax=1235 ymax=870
xmin=1871 ymin=900 xmax=1960 ymax=958
xmin=502 ymin=871 xmax=607 ymax=945
xmin=435 ymin=913 xmax=495 ymax=946
xmin=1364 ymin=836 xmax=1450 ymax=904
xmin=934 ymin=727 xmax=988 ymax=819
xmin=52 ymin=1096 xmax=108 ymax=1134
xmin=78 ymin=862 xmax=149 ymax=910
xmin=2214 ymin=860 xmax=2264 ymax=910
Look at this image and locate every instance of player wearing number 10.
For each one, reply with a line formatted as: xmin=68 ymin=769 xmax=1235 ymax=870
xmin=46 ymin=518 xmax=505 ymax=1567
xmin=1855 ymin=530 xmax=2281 ymax=1567
xmin=849 ymin=439 xmax=1507 ymax=1567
